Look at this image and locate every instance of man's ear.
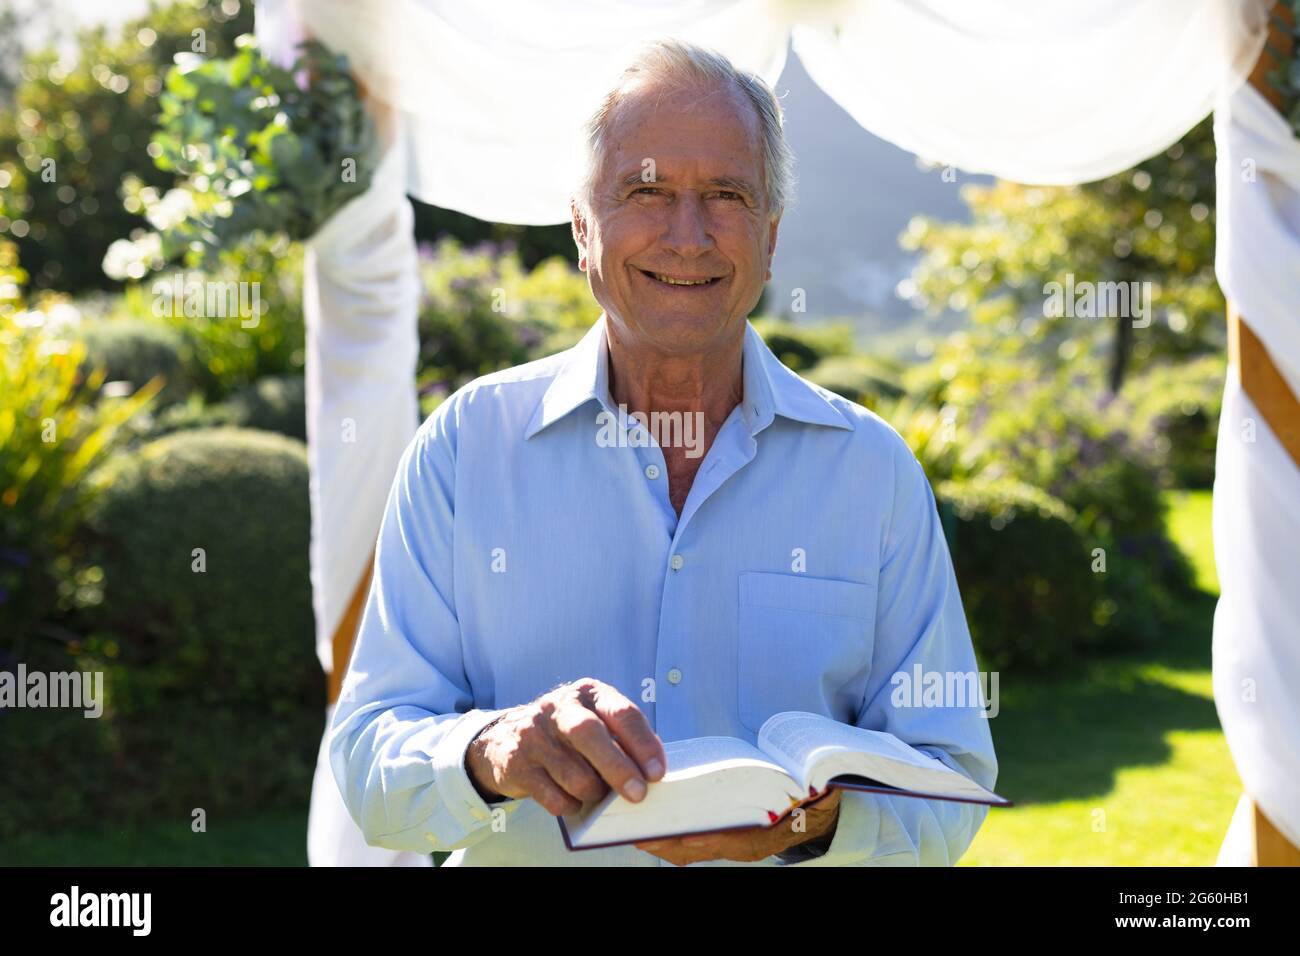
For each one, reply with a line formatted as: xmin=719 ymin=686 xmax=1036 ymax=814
xmin=571 ymin=198 xmax=590 ymax=272
xmin=764 ymin=212 xmax=782 ymax=282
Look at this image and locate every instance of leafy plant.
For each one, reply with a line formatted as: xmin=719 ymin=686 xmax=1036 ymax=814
xmin=0 ymin=306 xmax=160 ymax=644
xmin=0 ymin=0 xmax=253 ymax=292
xmin=103 ymin=34 xmax=376 ymax=277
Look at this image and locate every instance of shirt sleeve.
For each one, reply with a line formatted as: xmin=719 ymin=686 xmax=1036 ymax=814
xmin=327 ymin=399 xmax=525 ymax=854
xmin=779 ymin=436 xmax=999 ymax=867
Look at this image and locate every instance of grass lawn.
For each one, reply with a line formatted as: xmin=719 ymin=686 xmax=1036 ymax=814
xmin=4 ymin=490 xmax=1234 ymax=866
xmin=961 ymin=488 xmax=1239 ymax=865
xmin=1 ymin=807 xmax=311 ymax=866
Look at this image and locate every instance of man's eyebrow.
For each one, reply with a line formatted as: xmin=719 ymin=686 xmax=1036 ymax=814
xmin=617 ymin=172 xmax=757 ymax=194
xmin=706 ymin=176 xmax=757 ymax=194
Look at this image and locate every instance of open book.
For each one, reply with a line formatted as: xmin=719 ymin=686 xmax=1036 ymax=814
xmin=558 ymin=711 xmax=1010 ymax=851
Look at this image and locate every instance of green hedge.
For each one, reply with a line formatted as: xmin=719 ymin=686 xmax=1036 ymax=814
xmin=148 ymin=375 xmax=306 ymax=442
xmin=1 ymin=427 xmax=323 ymax=840
xmin=1125 ymin=355 xmax=1224 ymax=489
xmin=78 ymin=318 xmax=194 ymax=407
xmin=0 ymin=682 xmax=320 ymax=844
xmin=751 ymin=318 xmax=855 ymax=372
xmin=805 ymin=355 xmax=905 ymax=409
xmin=82 ymin=427 xmax=319 ymax=709
xmin=937 ymin=477 xmax=1103 ymax=671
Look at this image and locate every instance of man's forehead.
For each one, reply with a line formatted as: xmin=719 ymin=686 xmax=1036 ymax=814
xmin=605 ymin=78 xmax=761 ymax=145
xmin=600 ymin=81 xmax=763 ymax=176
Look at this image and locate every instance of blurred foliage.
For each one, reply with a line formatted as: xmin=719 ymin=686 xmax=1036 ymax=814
xmin=902 ymin=119 xmax=1220 ymax=393
xmin=0 ymin=691 xmax=320 ymax=843
xmin=144 ymin=374 xmax=306 ymax=443
xmin=1122 ymin=354 xmax=1225 ymax=490
xmin=749 ymin=317 xmax=855 ymax=372
xmin=0 ymin=238 xmax=23 ymax=319
xmin=415 ymin=238 xmax=595 ymax=414
xmin=412 ymin=200 xmax=576 ymax=270
xmin=0 ymin=0 xmax=253 ymax=292
xmin=80 ymin=427 xmax=318 ymax=711
xmin=115 ymin=233 xmax=305 ymax=400
xmin=804 ymin=354 xmax=905 ymax=409
xmin=936 ymin=476 xmax=1102 ymax=671
xmin=0 ymin=305 xmax=159 ymax=647
xmin=105 ymin=34 xmax=375 ymax=277
xmin=892 ymin=331 xmax=1195 ymax=654
xmin=76 ymin=317 xmax=193 ymax=407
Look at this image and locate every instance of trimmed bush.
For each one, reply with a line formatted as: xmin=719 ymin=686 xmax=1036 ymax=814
xmin=78 ymin=318 xmax=193 ymax=406
xmin=1125 ymin=355 xmax=1224 ymax=489
xmin=82 ymin=428 xmax=319 ymax=710
xmin=0 ymin=427 xmax=323 ymax=841
xmin=751 ymin=318 xmax=855 ymax=372
xmin=223 ymin=375 xmax=307 ymax=441
xmin=805 ymin=355 xmax=905 ymax=409
xmin=936 ymin=477 xmax=1103 ymax=671
xmin=0 ymin=670 xmax=320 ymax=843
xmin=145 ymin=375 xmax=307 ymax=443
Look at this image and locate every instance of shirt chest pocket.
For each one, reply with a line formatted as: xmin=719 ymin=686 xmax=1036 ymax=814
xmin=736 ymin=571 xmax=878 ymax=734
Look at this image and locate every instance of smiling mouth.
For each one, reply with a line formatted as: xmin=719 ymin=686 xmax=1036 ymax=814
xmin=639 ymin=269 xmax=722 ymax=287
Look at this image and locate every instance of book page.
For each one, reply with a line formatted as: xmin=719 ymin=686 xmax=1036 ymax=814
xmin=659 ymin=736 xmax=787 ymax=781
xmin=759 ymin=711 xmax=1005 ymax=803
xmin=757 ymin=711 xmax=854 ymax=787
xmin=758 ymin=711 xmax=976 ymax=794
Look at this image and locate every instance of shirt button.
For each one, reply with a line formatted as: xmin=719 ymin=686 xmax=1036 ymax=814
xmin=667 ymin=668 xmax=683 ymax=685
xmin=669 ymin=554 xmax=684 ymax=571
xmin=644 ymin=464 xmax=661 ymax=480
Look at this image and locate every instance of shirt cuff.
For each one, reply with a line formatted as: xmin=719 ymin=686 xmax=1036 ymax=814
xmin=426 ymin=707 xmax=516 ymax=840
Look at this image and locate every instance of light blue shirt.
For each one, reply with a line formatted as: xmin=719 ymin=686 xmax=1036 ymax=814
xmin=329 ymin=314 xmax=998 ymax=866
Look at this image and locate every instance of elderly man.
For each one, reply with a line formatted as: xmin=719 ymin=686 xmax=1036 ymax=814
xmin=329 ymin=39 xmax=997 ymax=866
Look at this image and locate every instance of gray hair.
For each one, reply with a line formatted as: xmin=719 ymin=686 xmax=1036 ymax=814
xmin=577 ymin=39 xmax=794 ymax=219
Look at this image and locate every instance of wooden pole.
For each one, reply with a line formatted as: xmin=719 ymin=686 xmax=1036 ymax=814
xmin=327 ymin=556 xmax=374 ymax=706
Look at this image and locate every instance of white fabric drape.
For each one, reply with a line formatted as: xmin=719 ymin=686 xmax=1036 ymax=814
xmin=258 ymin=2 xmax=429 ymax=867
xmin=793 ymin=0 xmax=1271 ymax=186
xmin=290 ymin=0 xmax=1272 ymax=220
xmin=292 ymin=0 xmax=791 ymax=224
xmin=254 ymin=0 xmax=1299 ymax=861
xmin=298 ymin=139 xmax=431 ymax=869
xmin=1212 ymin=80 xmax=1300 ymax=854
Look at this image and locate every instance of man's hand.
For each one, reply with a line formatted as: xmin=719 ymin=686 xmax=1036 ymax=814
xmin=634 ymin=788 xmax=841 ymax=866
xmin=466 ymin=678 xmax=667 ymax=815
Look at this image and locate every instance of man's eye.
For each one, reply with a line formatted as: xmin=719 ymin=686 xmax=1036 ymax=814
xmin=632 ymin=186 xmax=662 ymax=196
xmin=712 ymin=191 xmax=744 ymax=202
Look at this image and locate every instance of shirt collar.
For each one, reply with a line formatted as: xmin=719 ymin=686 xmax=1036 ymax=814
xmin=524 ymin=314 xmax=853 ymax=440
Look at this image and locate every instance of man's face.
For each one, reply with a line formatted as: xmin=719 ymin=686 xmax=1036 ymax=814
xmin=573 ymin=80 xmax=780 ymax=355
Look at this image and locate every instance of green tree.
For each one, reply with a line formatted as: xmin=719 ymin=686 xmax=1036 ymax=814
xmin=902 ymin=119 xmax=1221 ymax=393
xmin=0 ymin=0 xmax=252 ymax=292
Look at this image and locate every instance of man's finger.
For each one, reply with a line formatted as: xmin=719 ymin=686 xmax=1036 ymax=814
xmin=553 ymin=700 xmax=649 ymax=802
xmin=580 ymin=680 xmax=667 ymax=780
xmin=537 ymin=712 xmax=617 ymax=804
xmin=523 ymin=767 xmax=584 ymax=817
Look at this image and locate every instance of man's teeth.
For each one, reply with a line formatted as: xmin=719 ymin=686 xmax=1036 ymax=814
xmin=652 ymin=272 xmax=713 ymax=286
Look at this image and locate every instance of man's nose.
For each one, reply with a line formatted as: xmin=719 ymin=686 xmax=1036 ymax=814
xmin=661 ymin=192 xmax=714 ymax=259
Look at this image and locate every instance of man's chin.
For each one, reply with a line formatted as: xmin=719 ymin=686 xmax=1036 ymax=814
xmin=622 ymin=310 xmax=736 ymax=351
